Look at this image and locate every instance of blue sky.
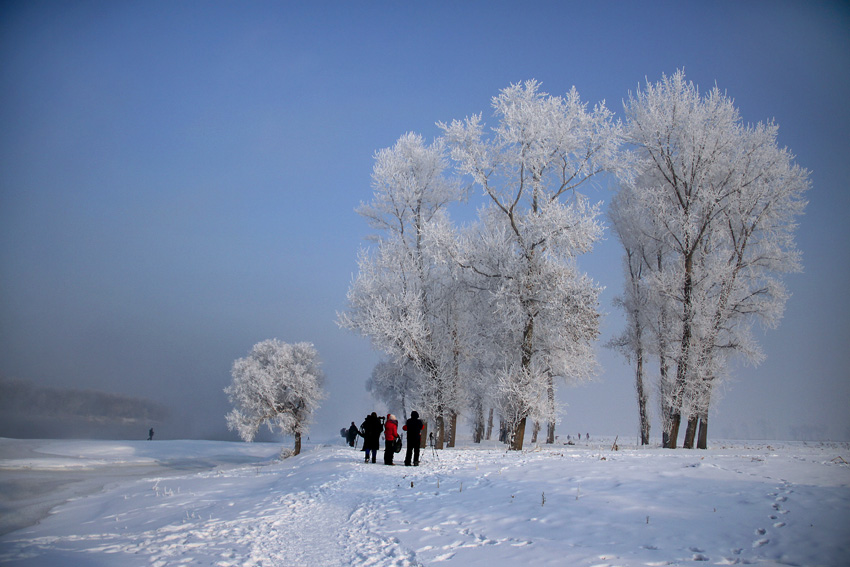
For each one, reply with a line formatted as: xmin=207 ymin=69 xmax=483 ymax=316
xmin=1 ymin=1 xmax=848 ymax=442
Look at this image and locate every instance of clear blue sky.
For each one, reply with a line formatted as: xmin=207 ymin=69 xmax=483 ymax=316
xmin=2 ymin=1 xmax=848 ymax=441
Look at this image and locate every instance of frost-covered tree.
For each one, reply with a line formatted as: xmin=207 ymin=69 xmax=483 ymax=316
xmin=440 ymin=81 xmax=622 ymax=449
xmin=607 ymin=189 xmax=651 ymax=445
xmin=338 ymin=132 xmax=465 ymax=448
xmin=225 ymin=339 xmax=325 ymax=455
xmin=366 ymin=358 xmax=422 ymax=420
xmin=616 ymin=70 xmax=809 ymax=448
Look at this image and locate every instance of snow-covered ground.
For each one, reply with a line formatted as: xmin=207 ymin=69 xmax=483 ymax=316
xmin=1 ymin=436 xmax=847 ymax=566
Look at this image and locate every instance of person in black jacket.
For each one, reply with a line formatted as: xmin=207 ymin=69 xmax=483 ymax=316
xmin=402 ymin=411 xmax=424 ymax=466
xmin=346 ymin=422 xmax=358 ymax=447
xmin=360 ymin=412 xmax=382 ymax=463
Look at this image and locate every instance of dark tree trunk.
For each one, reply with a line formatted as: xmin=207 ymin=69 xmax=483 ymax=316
xmin=683 ymin=415 xmax=698 ymax=449
xmin=635 ymin=334 xmax=650 ymax=445
xmin=473 ymin=405 xmax=484 ymax=443
xmin=668 ymin=412 xmax=681 ymax=449
xmin=697 ymin=415 xmax=708 ymax=449
xmin=447 ymin=411 xmax=457 ymax=448
xmin=669 ymin=253 xmax=694 ymax=450
xmin=546 ymin=374 xmax=556 ymax=444
xmin=511 ymin=417 xmax=527 ymax=451
xmin=486 ymin=408 xmax=494 ymax=441
xmin=660 ymin=355 xmax=672 ymax=448
xmin=435 ymin=414 xmax=445 ymax=450
xmin=293 ymin=432 xmax=302 ymax=456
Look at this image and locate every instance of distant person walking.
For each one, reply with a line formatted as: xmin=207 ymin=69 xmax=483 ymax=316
xmin=361 ymin=413 xmax=382 ymax=464
xmin=403 ymin=411 xmax=424 ymax=466
xmin=347 ymin=422 xmax=359 ymax=447
xmin=148 ymin=428 xmax=154 ymax=441
xmin=383 ymin=414 xmax=399 ymax=465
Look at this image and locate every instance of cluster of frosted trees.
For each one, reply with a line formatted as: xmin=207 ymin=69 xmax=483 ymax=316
xmin=340 ymin=71 xmax=808 ymax=450
xmin=607 ymin=71 xmax=809 ymax=448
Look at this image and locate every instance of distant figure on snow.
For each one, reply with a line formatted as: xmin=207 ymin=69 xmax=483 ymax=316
xmin=403 ymin=411 xmax=424 ymax=466
xmin=347 ymin=421 xmax=359 ymax=447
xmin=148 ymin=428 xmax=154 ymax=441
xmin=361 ymin=412 xmax=382 ymax=463
xmin=383 ymin=414 xmax=399 ymax=465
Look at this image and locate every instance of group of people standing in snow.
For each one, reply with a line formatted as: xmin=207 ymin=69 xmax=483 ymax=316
xmin=348 ymin=411 xmax=424 ymax=466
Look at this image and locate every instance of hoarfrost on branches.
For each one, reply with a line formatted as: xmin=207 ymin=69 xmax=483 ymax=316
xmin=439 ymin=80 xmax=623 ymax=449
xmin=610 ymin=70 xmax=809 ymax=448
xmin=338 ymin=132 xmax=467 ymax=448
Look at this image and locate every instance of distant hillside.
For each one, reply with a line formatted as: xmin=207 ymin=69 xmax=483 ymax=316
xmin=0 ymin=378 xmax=169 ymax=439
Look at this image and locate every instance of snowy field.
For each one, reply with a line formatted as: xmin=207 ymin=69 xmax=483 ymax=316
xmin=1 ymin=437 xmax=848 ymax=567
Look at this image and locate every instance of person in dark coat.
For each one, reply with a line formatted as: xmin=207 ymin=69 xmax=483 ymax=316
xmin=402 ymin=410 xmax=424 ymax=466
xmin=383 ymin=414 xmax=399 ymax=465
xmin=361 ymin=412 xmax=382 ymax=463
xmin=346 ymin=422 xmax=358 ymax=447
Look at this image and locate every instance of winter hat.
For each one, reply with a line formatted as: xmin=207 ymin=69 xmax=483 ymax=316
xmin=388 ymin=414 xmax=396 ymax=421
xmin=411 ymin=411 xmax=419 ymax=419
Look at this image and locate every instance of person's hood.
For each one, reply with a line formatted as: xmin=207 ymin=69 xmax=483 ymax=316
xmin=411 ymin=411 xmax=419 ymax=419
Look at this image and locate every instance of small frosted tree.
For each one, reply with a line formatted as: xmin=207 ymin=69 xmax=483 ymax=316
xmin=225 ymin=339 xmax=325 ymax=456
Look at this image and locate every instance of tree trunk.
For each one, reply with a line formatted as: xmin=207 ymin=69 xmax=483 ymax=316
xmin=668 ymin=412 xmax=681 ymax=449
xmin=473 ymin=405 xmax=484 ymax=443
xmin=486 ymin=408 xmax=494 ymax=440
xmin=435 ymin=415 xmax=444 ymax=450
xmin=546 ymin=374 xmax=556 ymax=444
xmin=531 ymin=420 xmax=540 ymax=443
xmin=697 ymin=415 xmax=708 ymax=449
xmin=669 ymin=252 xmax=694 ymax=450
xmin=683 ymin=415 xmax=698 ymax=449
xmin=657 ymin=252 xmax=673 ymax=449
xmin=447 ymin=411 xmax=457 ymax=448
xmin=659 ymin=354 xmax=672 ymax=448
xmin=634 ymin=320 xmax=650 ymax=445
xmin=509 ymin=311 xmax=534 ymax=452
xmin=511 ymin=417 xmax=527 ymax=451
xmin=293 ymin=432 xmax=302 ymax=456
xmin=420 ymin=422 xmax=428 ymax=449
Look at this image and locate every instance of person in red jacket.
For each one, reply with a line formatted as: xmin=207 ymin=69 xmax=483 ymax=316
xmin=383 ymin=414 xmax=399 ymax=465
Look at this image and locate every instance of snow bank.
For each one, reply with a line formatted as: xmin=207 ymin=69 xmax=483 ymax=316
xmin=1 ymin=437 xmax=848 ymax=566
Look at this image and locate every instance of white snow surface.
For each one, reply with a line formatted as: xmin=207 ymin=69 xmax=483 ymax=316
xmin=1 ymin=437 xmax=848 ymax=566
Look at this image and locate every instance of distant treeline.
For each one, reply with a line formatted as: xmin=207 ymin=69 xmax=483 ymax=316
xmin=0 ymin=377 xmax=169 ymax=439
